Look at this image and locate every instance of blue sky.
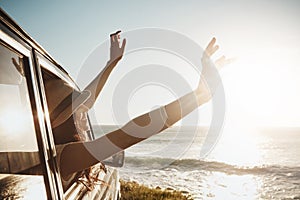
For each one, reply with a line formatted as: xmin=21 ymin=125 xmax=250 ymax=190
xmin=2 ymin=0 xmax=299 ymax=75
xmin=1 ymin=0 xmax=300 ymax=127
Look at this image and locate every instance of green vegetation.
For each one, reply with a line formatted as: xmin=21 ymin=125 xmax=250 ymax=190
xmin=120 ymin=180 xmax=193 ymax=200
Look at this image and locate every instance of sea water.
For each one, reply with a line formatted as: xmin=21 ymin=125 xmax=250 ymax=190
xmin=93 ymin=125 xmax=300 ymax=200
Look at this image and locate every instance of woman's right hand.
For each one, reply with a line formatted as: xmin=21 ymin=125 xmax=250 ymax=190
xmin=108 ymin=30 xmax=126 ymax=65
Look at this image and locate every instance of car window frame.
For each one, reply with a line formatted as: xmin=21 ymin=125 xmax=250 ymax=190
xmin=36 ymin=52 xmax=97 ymax=193
xmin=0 ymin=24 xmax=63 ymax=199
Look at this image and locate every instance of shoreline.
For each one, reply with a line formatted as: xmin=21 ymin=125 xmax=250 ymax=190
xmin=120 ymin=180 xmax=193 ymax=200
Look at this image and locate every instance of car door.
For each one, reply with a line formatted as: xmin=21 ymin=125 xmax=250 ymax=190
xmin=1 ymin=8 xmax=122 ymax=199
xmin=0 ymin=22 xmax=63 ymax=199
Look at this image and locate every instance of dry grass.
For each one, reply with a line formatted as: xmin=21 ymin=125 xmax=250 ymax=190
xmin=120 ymin=180 xmax=193 ymax=200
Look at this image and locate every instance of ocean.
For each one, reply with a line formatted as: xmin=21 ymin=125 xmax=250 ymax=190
xmin=93 ymin=125 xmax=300 ymax=200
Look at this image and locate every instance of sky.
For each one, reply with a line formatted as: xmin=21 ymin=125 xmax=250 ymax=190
xmin=1 ymin=0 xmax=300 ymax=128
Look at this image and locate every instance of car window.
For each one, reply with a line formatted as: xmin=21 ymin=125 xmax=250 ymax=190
xmin=0 ymin=42 xmax=47 ymax=198
xmin=41 ymin=66 xmax=95 ymax=192
xmin=41 ymin=68 xmax=92 ymax=144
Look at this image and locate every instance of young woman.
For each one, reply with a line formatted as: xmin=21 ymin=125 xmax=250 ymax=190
xmin=52 ymin=31 xmax=231 ymax=184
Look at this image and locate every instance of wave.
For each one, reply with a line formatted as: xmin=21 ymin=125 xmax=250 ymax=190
xmin=124 ymin=156 xmax=300 ymax=177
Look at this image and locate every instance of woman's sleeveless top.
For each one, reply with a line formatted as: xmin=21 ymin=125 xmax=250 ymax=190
xmin=56 ymin=144 xmax=82 ymax=191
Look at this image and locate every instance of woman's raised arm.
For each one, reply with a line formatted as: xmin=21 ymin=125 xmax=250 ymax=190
xmin=83 ymin=31 xmax=126 ymax=109
xmin=59 ymin=38 xmax=231 ymax=178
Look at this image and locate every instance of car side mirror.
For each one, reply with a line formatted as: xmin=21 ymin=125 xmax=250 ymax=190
xmin=103 ymin=151 xmax=125 ymax=168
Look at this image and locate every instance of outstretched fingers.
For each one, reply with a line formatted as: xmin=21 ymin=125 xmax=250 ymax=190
xmin=12 ymin=57 xmax=18 ymax=67
xmin=205 ymin=37 xmax=219 ymax=57
xmin=12 ymin=57 xmax=25 ymax=76
xmin=109 ymin=30 xmax=127 ymax=63
xmin=110 ymin=30 xmax=121 ymax=45
xmin=121 ymin=38 xmax=126 ymax=53
xmin=215 ymin=56 xmax=236 ymax=69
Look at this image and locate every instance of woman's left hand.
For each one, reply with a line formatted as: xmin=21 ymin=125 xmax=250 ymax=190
xmin=196 ymin=38 xmax=234 ymax=101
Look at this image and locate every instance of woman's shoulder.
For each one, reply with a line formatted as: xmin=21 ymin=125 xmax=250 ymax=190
xmin=56 ymin=144 xmax=67 ymax=156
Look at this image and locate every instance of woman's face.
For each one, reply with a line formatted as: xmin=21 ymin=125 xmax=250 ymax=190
xmin=74 ymin=105 xmax=90 ymax=133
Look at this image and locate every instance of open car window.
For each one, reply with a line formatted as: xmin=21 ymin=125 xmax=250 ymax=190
xmin=40 ymin=64 xmax=95 ymax=192
xmin=41 ymin=67 xmax=93 ymax=144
